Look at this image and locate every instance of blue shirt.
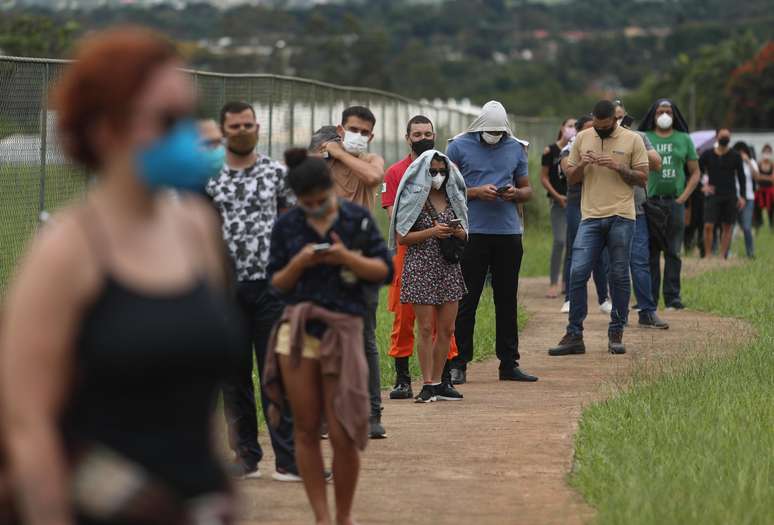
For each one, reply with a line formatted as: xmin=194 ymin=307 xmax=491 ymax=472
xmin=446 ymin=132 xmax=529 ymax=235
xmin=267 ymin=200 xmax=393 ymax=318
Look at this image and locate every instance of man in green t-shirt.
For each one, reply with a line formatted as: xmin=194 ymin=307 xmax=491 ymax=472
xmin=639 ymin=99 xmax=700 ymax=310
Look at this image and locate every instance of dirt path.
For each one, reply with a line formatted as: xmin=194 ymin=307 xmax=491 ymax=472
xmin=236 ymin=266 xmax=751 ymax=524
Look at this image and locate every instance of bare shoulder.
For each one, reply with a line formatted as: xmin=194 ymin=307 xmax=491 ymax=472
xmin=169 ymin=193 xmax=220 ymax=234
xmin=543 ymin=146 xmax=551 ymax=155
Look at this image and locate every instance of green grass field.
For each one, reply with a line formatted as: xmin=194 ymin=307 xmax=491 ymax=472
xmin=571 ymin=233 xmax=774 ymax=525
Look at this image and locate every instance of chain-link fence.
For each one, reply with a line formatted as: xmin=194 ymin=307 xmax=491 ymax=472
xmin=0 ymin=55 xmax=558 ymax=293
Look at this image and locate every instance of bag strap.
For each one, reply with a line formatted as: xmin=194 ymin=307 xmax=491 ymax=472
xmin=423 ymin=201 xmax=440 ymax=222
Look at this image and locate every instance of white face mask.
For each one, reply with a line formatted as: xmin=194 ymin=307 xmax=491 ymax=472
xmin=342 ymin=130 xmax=369 ymax=154
xmin=656 ymin=113 xmax=673 ymax=130
xmin=431 ymin=174 xmax=446 ymax=190
xmin=482 ymin=132 xmax=503 ymax=145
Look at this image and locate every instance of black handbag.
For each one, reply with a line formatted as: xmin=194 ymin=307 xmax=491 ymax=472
xmin=424 ymin=202 xmax=466 ymax=264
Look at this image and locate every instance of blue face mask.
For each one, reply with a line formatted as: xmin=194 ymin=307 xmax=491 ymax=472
xmin=136 ymin=119 xmax=221 ymax=192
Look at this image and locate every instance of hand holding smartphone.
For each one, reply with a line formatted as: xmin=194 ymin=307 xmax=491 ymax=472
xmin=312 ymin=242 xmax=331 ymax=253
xmin=447 ymin=218 xmax=462 ymax=229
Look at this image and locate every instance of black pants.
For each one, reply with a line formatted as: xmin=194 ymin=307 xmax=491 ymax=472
xmin=648 ymin=197 xmax=684 ymax=306
xmin=453 ymin=234 xmax=522 ymax=372
xmin=223 ymin=280 xmax=296 ymax=471
xmin=684 ymin=191 xmax=705 ymax=257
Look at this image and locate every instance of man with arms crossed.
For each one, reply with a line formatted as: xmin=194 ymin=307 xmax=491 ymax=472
xmin=318 ymin=106 xmax=388 ymax=438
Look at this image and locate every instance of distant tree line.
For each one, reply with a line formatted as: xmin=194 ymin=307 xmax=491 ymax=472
xmin=0 ymin=0 xmax=772 ymax=128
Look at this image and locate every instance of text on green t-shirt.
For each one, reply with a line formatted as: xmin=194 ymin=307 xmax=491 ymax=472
xmin=645 ymin=130 xmax=698 ymax=197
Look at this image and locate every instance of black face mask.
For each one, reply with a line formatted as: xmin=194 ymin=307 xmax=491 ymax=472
xmin=411 ymin=138 xmax=435 ymax=156
xmin=595 ymin=126 xmax=615 ymax=139
xmin=718 ymin=137 xmax=731 ymax=147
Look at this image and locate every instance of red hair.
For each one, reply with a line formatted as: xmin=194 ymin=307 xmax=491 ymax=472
xmin=53 ymin=26 xmax=179 ymax=170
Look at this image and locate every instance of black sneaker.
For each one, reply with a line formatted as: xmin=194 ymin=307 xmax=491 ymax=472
xmin=608 ymin=331 xmax=626 ymax=354
xmin=414 ymin=384 xmax=436 ymax=403
xmin=450 ymin=368 xmax=466 ymax=385
xmin=548 ymin=333 xmax=586 ymax=356
xmin=435 ymin=382 xmax=463 ymax=401
xmin=638 ymin=311 xmax=669 ymax=329
xmin=369 ymin=408 xmax=387 ymax=439
xmin=389 ymin=382 xmax=413 ymax=400
xmin=666 ymin=300 xmax=685 ymax=311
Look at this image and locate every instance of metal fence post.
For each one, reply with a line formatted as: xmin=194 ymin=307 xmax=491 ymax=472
xmin=288 ymin=81 xmax=295 ymax=148
xmin=267 ymin=77 xmax=274 ymax=157
xmin=381 ymin=99 xmax=387 ymax=160
xmin=310 ymin=84 xmax=316 ymax=137
xmin=38 ymin=62 xmax=49 ymax=221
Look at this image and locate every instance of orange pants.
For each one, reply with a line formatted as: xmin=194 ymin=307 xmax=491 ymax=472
xmin=387 ymin=244 xmax=459 ymax=360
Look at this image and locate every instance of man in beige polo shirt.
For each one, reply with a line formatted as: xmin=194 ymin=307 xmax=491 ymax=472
xmin=318 ymin=105 xmax=387 ymax=438
xmin=549 ymin=100 xmax=649 ymax=356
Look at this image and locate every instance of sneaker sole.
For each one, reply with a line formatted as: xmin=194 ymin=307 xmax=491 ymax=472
xmin=608 ymin=348 xmax=627 ymax=355
xmin=414 ymin=396 xmax=436 ymax=403
xmin=238 ymin=471 xmax=262 ymax=480
xmin=369 ymin=432 xmax=388 ymax=439
xmin=638 ymin=323 xmax=669 ymax=330
xmin=436 ymin=395 xmax=463 ymax=401
xmin=548 ymin=347 xmax=586 ymax=356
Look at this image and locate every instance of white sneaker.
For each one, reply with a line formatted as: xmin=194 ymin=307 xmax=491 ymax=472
xmin=599 ymin=300 xmax=613 ymax=314
xmin=560 ymin=301 xmax=570 ymax=313
xmin=272 ymin=469 xmax=303 ymax=483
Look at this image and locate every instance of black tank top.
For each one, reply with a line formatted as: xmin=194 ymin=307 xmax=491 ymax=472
xmin=61 ymin=208 xmax=243 ymax=500
xmin=760 ymin=162 xmax=773 ymax=189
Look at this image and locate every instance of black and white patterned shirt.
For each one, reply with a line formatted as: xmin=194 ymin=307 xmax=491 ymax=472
xmin=206 ymin=156 xmax=295 ymax=282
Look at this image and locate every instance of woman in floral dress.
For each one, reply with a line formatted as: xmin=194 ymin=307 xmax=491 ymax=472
xmin=397 ymin=153 xmax=467 ymax=403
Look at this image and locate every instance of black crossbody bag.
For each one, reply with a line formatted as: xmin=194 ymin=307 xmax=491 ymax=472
xmin=424 ymin=202 xmax=466 ymax=264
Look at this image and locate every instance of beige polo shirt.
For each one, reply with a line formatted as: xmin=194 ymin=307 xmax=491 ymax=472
xmin=568 ymin=126 xmax=649 ymax=220
xmin=330 ymin=154 xmax=383 ymax=211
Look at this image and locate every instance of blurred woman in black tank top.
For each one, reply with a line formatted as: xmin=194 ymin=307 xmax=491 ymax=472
xmin=0 ymin=28 xmax=242 ymax=525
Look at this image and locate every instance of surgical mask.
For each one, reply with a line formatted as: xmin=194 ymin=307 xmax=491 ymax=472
xmin=718 ymin=137 xmax=731 ymax=147
xmin=431 ymin=174 xmax=446 ymax=190
xmin=204 ymin=145 xmax=226 ymax=175
xmin=137 ymin=119 xmax=219 ymax=192
xmin=481 ymin=132 xmax=503 ymax=145
xmin=562 ymin=127 xmax=577 ymax=140
xmin=411 ymin=138 xmax=435 ymax=156
xmin=595 ymin=126 xmax=615 ymax=139
xmin=299 ymin=195 xmax=333 ymax=220
xmin=227 ymin=132 xmax=258 ymax=156
xmin=342 ymin=130 xmax=369 ymax=155
xmin=656 ymin=113 xmax=673 ymax=130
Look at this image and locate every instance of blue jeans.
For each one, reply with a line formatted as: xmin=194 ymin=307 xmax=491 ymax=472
xmin=739 ymin=200 xmax=754 ymax=257
xmin=568 ymin=216 xmax=635 ymax=336
xmin=564 ymin=200 xmax=609 ymax=303
xmin=631 ymin=214 xmax=657 ymax=314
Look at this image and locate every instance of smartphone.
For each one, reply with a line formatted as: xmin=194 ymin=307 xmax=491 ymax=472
xmin=496 ymin=186 xmax=511 ymax=193
xmin=312 ymin=242 xmax=331 ymax=252
xmin=448 ymin=218 xmax=462 ymax=228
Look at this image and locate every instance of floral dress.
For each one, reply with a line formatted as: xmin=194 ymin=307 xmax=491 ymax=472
xmin=400 ymin=200 xmax=467 ymax=305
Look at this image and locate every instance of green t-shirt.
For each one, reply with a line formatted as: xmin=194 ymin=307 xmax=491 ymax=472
xmin=645 ymin=130 xmax=698 ymax=197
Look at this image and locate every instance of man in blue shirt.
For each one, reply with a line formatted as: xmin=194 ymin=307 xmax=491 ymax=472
xmin=446 ymin=101 xmax=538 ymax=384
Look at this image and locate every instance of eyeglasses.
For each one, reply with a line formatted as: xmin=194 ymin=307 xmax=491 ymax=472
xmin=429 ymin=168 xmax=449 ymax=176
